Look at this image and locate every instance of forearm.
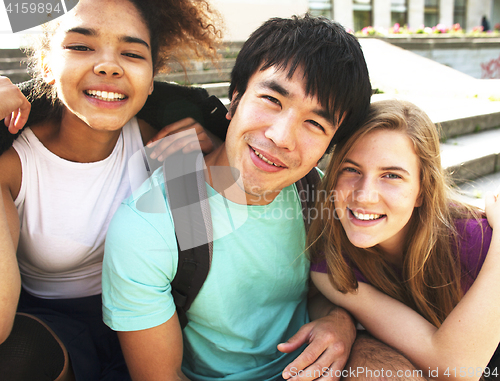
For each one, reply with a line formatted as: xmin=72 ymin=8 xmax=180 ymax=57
xmin=313 ymin=246 xmax=500 ymax=381
xmin=308 ymin=291 xmax=356 ymax=334
xmin=429 ymin=229 xmax=500 ymax=370
xmin=382 ymin=230 xmax=500 ymax=375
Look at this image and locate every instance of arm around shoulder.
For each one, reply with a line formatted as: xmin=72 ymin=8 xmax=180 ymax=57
xmin=311 ymin=228 xmax=500 ymax=381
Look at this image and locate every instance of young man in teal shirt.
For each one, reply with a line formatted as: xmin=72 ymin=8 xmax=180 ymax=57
xmin=102 ymin=15 xmax=422 ymax=381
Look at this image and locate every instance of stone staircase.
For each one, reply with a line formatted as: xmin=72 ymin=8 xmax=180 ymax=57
xmin=1 ymin=43 xmax=499 ymax=207
xmin=359 ymin=38 xmax=500 ymax=207
xmin=0 ymin=48 xmax=29 ymax=83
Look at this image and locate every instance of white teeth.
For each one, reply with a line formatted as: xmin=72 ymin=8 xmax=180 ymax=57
xmin=351 ymin=210 xmax=383 ymax=221
xmin=253 ymin=149 xmax=280 ymax=167
xmin=86 ymin=90 xmax=126 ymax=101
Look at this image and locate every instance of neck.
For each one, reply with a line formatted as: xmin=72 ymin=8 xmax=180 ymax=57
xmin=379 ymin=247 xmax=404 ymax=267
xmin=377 ymin=223 xmax=413 ymax=268
xmin=36 ymin=109 xmax=123 ymax=163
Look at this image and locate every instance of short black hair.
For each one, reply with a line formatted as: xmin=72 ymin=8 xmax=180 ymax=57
xmin=229 ymin=15 xmax=372 ymax=151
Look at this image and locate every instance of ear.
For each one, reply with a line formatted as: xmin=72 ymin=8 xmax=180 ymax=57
xmin=227 ymin=90 xmax=239 ymax=120
xmin=148 ymin=79 xmax=154 ymax=95
xmin=41 ymin=54 xmax=55 ymax=85
xmin=415 ymin=192 xmax=423 ymax=208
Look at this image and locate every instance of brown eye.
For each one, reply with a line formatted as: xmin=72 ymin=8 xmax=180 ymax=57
xmin=65 ymin=45 xmax=92 ymax=51
xmin=307 ymin=120 xmax=325 ymax=132
xmin=123 ymin=53 xmax=145 ymax=59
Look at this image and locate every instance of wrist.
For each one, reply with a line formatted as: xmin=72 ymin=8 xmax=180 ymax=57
xmin=327 ymin=306 xmax=357 ymax=338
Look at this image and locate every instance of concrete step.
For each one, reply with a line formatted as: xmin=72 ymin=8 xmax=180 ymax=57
xmin=200 ymin=82 xmax=230 ymax=98
xmin=168 ymin=58 xmax=235 ymax=73
xmin=0 ymin=48 xmax=26 ymax=59
xmin=156 ymin=68 xmax=231 ymax=85
xmin=0 ymin=49 xmax=29 ymax=83
xmin=371 ymin=93 xmax=500 ymax=138
xmin=0 ymin=69 xmax=30 ymax=83
xmin=360 ymin=38 xmax=500 ymax=100
xmin=0 ymin=57 xmax=28 ymax=70
xmin=455 ymin=171 xmax=500 ymax=208
xmin=441 ymin=127 xmax=500 ymax=183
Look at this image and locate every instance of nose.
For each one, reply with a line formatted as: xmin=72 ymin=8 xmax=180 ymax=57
xmin=264 ymin=114 xmax=296 ymax=151
xmin=352 ymin=176 xmax=379 ymax=204
xmin=93 ymin=51 xmax=123 ymax=77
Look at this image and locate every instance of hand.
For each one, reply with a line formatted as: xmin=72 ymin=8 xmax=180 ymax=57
xmin=146 ymin=117 xmax=217 ymax=161
xmin=485 ymin=186 xmax=500 ymax=230
xmin=278 ymin=309 xmax=356 ymax=380
xmin=0 ymin=76 xmax=31 ymax=134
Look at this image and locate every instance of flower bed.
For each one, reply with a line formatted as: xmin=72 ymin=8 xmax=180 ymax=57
xmin=355 ymin=23 xmax=500 ymax=38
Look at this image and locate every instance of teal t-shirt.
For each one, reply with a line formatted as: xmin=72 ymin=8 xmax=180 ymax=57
xmin=102 ymin=168 xmax=310 ymax=380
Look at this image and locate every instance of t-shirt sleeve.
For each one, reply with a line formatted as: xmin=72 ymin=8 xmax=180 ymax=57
xmin=310 ymin=260 xmax=328 ymax=273
xmin=457 ymin=218 xmax=493 ymax=292
xmin=102 ymin=201 xmax=178 ymax=332
xmin=310 ymin=252 xmax=368 ymax=283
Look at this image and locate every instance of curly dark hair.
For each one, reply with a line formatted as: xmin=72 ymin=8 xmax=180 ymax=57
xmin=24 ymin=0 xmax=222 ymax=115
xmin=129 ymin=0 xmax=222 ymax=72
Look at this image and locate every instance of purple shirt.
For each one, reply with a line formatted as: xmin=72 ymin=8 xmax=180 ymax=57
xmin=311 ymin=219 xmax=493 ymax=293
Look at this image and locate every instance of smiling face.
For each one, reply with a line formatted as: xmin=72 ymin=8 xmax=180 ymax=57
xmin=45 ymin=0 xmax=154 ymax=132
xmin=216 ymin=65 xmax=337 ymax=205
xmin=334 ymin=128 xmax=422 ymax=260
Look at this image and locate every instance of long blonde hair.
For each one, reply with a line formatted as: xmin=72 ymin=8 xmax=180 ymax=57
xmin=309 ymin=99 xmax=483 ymax=327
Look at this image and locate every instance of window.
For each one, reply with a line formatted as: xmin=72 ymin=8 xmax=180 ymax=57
xmin=454 ymin=0 xmax=466 ymax=28
xmin=424 ymin=0 xmax=439 ymax=27
xmin=353 ymin=0 xmax=372 ymax=31
xmin=309 ymin=0 xmax=333 ymax=18
xmin=391 ymin=0 xmax=408 ymax=26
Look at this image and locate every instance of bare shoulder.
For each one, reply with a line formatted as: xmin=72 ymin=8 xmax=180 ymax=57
xmin=138 ymin=118 xmax=156 ymax=146
xmin=0 ymin=146 xmax=22 ymax=200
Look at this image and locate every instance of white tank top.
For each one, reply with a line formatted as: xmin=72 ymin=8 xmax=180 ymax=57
xmin=13 ymin=118 xmax=145 ymax=299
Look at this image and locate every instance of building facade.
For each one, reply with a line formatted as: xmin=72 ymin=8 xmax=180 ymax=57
xmin=309 ymin=0 xmax=500 ymax=32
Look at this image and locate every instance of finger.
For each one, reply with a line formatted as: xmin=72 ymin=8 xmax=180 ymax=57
xmin=148 ymin=129 xmax=197 ymax=159
xmin=495 ymin=184 xmax=500 ymax=195
xmin=282 ymin=339 xmax=328 ymax=379
xmin=485 ymin=192 xmax=496 ymax=208
xmin=4 ymin=112 xmax=11 ymax=128
xmin=284 ymin=332 xmax=350 ymax=380
xmin=484 ymin=192 xmax=500 ymax=229
xmin=8 ymin=110 xmax=20 ymax=134
xmin=153 ymin=135 xmax=201 ymax=161
xmin=14 ymin=99 xmax=31 ymax=131
xmin=147 ymin=118 xmax=198 ymax=145
xmin=278 ymin=324 xmax=313 ymax=354
xmin=287 ymin=353 xmax=333 ymax=381
xmin=289 ymin=348 xmax=347 ymax=381
xmin=186 ymin=136 xmax=214 ymax=155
